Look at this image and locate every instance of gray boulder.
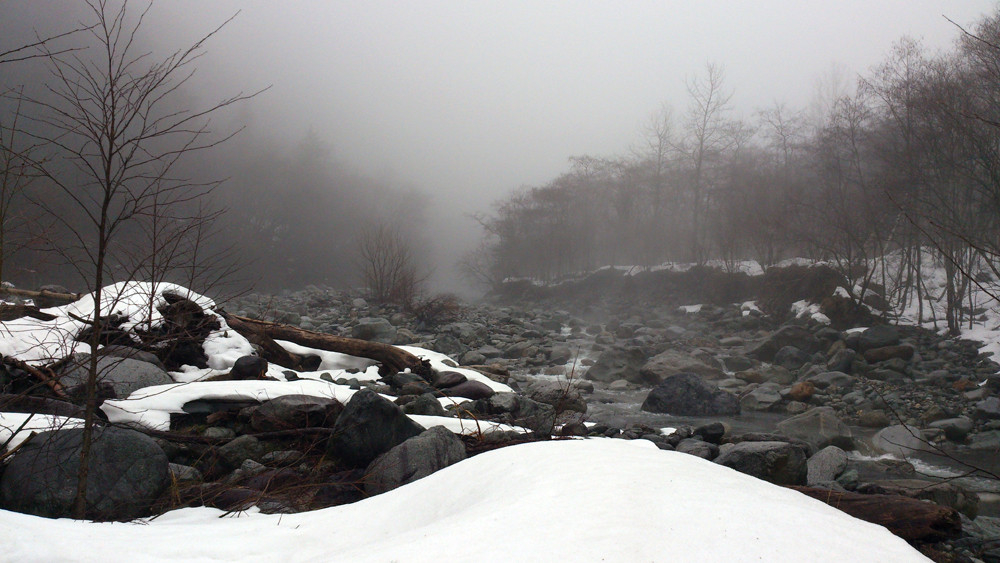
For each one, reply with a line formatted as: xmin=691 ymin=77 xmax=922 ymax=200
xmin=676 ymin=438 xmax=718 ymax=460
xmin=639 ymin=350 xmax=726 ymax=383
xmin=775 ymin=407 xmax=853 ymax=451
xmin=470 ymin=392 xmax=556 ymax=435
xmin=0 ymin=426 xmax=169 ymax=521
xmin=748 ymin=325 xmax=822 ymax=362
xmin=352 ymin=317 xmax=397 ymax=344
xmin=715 ymin=441 xmax=807 ymax=485
xmin=872 ymin=424 xmax=928 ymax=457
xmin=250 ymin=395 xmax=343 ymax=432
xmin=928 ymin=417 xmax=974 ymax=442
xmin=857 ymin=325 xmax=900 ymax=352
xmin=364 ymin=426 xmax=466 ymax=495
xmin=60 ymin=353 xmax=173 ymax=398
xmin=524 ymin=380 xmax=587 ymax=413
xmin=740 ymin=384 xmax=782 ymax=411
xmin=807 ymin=445 xmax=847 ymax=485
xmin=804 ymin=371 xmax=855 ymax=390
xmin=773 ymin=346 xmax=811 ymax=372
xmin=584 ymin=346 xmax=647 ymax=383
xmin=640 ymin=373 xmax=740 ymax=416
xmin=328 ymin=389 xmax=425 ymax=468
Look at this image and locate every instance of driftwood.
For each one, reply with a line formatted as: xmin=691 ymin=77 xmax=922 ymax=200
xmin=0 ymin=303 xmax=57 ymax=321
xmin=0 ymin=393 xmax=85 ymax=418
xmin=1 ymin=356 xmax=69 ymax=399
xmin=216 ymin=311 xmax=431 ymax=377
xmin=788 ymin=485 xmax=961 ymax=543
xmin=0 ymin=287 xmax=81 ymax=307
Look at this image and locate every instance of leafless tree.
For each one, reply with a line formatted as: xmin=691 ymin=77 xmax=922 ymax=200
xmin=356 ymin=221 xmax=425 ymax=306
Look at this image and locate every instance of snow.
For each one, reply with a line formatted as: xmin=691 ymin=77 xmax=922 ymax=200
xmin=0 ymin=412 xmax=84 ymax=452
xmin=0 ymin=438 xmax=927 ymax=562
xmin=679 ymin=303 xmax=703 ymax=314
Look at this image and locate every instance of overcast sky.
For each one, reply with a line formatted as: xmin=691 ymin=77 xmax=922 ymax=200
xmin=4 ymin=1 xmax=998 ymax=290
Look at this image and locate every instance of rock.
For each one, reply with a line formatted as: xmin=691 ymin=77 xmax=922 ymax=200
xmin=740 ymin=384 xmax=781 ymax=411
xmin=59 ymin=353 xmax=173 ymax=399
xmin=471 ymin=392 xmax=555 ymax=435
xmin=230 ymin=355 xmax=269 ymax=380
xmin=927 ymin=417 xmax=973 ymax=442
xmin=721 ymin=355 xmax=753 ymax=372
xmin=168 ymin=463 xmax=203 ymax=483
xmin=443 ymin=380 xmax=495 ymax=400
xmin=608 ymin=379 xmax=630 ymax=390
xmin=351 ymin=317 xmax=396 ymax=344
xmin=807 ymin=446 xmax=847 ymax=485
xmin=98 ymin=345 xmax=167 ymax=371
xmin=857 ymin=410 xmax=891 ymax=428
xmin=693 ymin=422 xmax=727 ymax=444
xmin=524 ymin=380 xmax=587 ymax=413
xmin=804 ymin=371 xmax=855 ymax=390
xmin=676 ymin=439 xmax=718 ymax=460
xmin=719 ymin=336 xmax=744 ymax=347
xmin=860 ymin=479 xmax=979 ymax=520
xmin=364 ymin=426 xmax=466 ymax=495
xmin=250 ymin=395 xmax=343 ymax=432
xmin=433 ymin=371 xmax=467 ymax=389
xmin=218 ymin=435 xmax=264 ymax=469
xmin=871 ymin=424 xmax=928 ymax=457
xmin=459 ymin=351 xmax=487 ymax=365
xmin=640 ymin=373 xmax=740 ymax=417
xmin=639 ymin=350 xmax=726 ymax=383
xmin=974 ymin=396 xmax=1000 ymax=420
xmin=0 ymin=426 xmax=168 ymax=521
xmin=773 ymin=346 xmax=811 ymax=371
xmin=826 ymin=348 xmax=856 ymax=373
xmin=401 ymin=394 xmax=448 ymax=416
xmin=787 ymin=381 xmax=815 ymax=402
xmin=857 ymin=325 xmax=900 ymax=352
xmin=748 ymin=325 xmax=822 ymax=362
xmin=775 ymin=407 xmax=853 ymax=451
xmin=715 ymin=441 xmax=808 ymax=485
xmin=969 ymin=430 xmax=1000 ymax=450
xmin=559 ymin=421 xmax=589 ymax=437
xmin=863 ymin=344 xmax=914 ymax=363
xmin=328 ymin=389 xmax=425 ymax=468
xmin=785 ymin=401 xmax=809 ymax=414
xmin=584 ymin=346 xmax=647 ymax=383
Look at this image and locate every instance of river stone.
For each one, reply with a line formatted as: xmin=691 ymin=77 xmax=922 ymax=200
xmin=928 ymin=417 xmax=974 ymax=442
xmin=364 ymin=426 xmax=466 ymax=495
xmin=444 ymin=380 xmax=495 ymax=400
xmin=401 ymin=394 xmax=448 ymax=416
xmin=351 ymin=317 xmax=396 ymax=344
xmin=524 ymin=380 xmax=587 ymax=413
xmin=675 ymin=438 xmax=718 ymax=460
xmin=640 ymin=373 xmax=740 ymax=416
xmin=639 ymin=349 xmax=726 ymax=383
xmin=250 ymin=395 xmax=343 ymax=432
xmin=969 ymin=430 xmax=1000 ymax=451
xmin=0 ymin=426 xmax=169 ymax=521
xmin=748 ymin=325 xmax=822 ymax=362
xmin=974 ymin=397 xmax=1000 ymax=420
xmin=871 ymin=424 xmax=928 ymax=457
xmin=470 ymin=392 xmax=555 ymax=435
xmin=807 ymin=445 xmax=847 ymax=485
xmin=715 ymin=441 xmax=807 ymax=485
xmin=773 ymin=346 xmax=811 ymax=371
xmin=584 ymin=346 xmax=647 ymax=383
xmin=328 ymin=389 xmax=426 ymax=468
xmin=230 ymin=355 xmax=269 ymax=380
xmin=740 ymin=384 xmax=781 ymax=411
xmin=59 ymin=353 xmax=173 ymax=399
xmin=863 ymin=344 xmax=915 ymax=363
xmin=857 ymin=325 xmax=900 ymax=352
xmin=775 ymin=407 xmax=853 ymax=451
xmin=804 ymin=371 xmax=855 ymax=390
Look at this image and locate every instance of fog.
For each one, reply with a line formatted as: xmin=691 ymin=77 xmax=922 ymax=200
xmin=1 ymin=1 xmax=996 ymax=295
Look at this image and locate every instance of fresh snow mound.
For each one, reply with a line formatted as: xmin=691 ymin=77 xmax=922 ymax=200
xmin=0 ymin=439 xmax=927 ymax=562
xmin=0 ymin=412 xmax=84 ymax=451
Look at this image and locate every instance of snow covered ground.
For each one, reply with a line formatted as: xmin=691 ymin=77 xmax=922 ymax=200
xmin=0 ymin=438 xmax=928 ymax=563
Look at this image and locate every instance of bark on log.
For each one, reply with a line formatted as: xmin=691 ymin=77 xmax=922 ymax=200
xmin=788 ymin=485 xmax=961 ymax=543
xmin=216 ymin=313 xmax=317 ymax=371
xmin=0 ymin=393 xmax=86 ymax=418
xmin=1 ymin=356 xmax=69 ymax=399
xmin=0 ymin=287 xmax=81 ymax=307
xmin=216 ymin=312 xmax=431 ymax=377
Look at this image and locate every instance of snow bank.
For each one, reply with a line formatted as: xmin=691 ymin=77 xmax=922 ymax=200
xmin=0 ymin=438 xmax=927 ymax=562
xmin=0 ymin=412 xmax=84 ymax=452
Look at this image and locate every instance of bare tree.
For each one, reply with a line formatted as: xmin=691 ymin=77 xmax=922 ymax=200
xmin=356 ymin=221 xmax=425 ymax=306
xmin=15 ymin=0 xmax=260 ymax=518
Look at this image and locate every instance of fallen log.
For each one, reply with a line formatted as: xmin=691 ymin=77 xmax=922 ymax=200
xmin=216 ymin=311 xmax=431 ymax=377
xmin=0 ymin=287 xmax=81 ymax=307
xmin=0 ymin=393 xmax=86 ymax=418
xmin=788 ymin=485 xmax=961 ymax=543
xmin=215 ymin=313 xmax=317 ymax=371
xmin=1 ymin=356 xmax=69 ymax=400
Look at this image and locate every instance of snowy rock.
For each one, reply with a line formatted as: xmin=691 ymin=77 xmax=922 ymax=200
xmin=0 ymin=426 xmax=168 ymax=521
xmin=328 ymin=389 xmax=425 ymax=468
xmin=640 ymin=373 xmax=740 ymax=416
xmin=715 ymin=441 xmax=807 ymax=485
xmin=364 ymin=425 xmax=466 ymax=495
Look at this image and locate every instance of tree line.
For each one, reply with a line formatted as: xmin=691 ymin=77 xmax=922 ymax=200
xmin=465 ymin=9 xmax=1000 ymax=336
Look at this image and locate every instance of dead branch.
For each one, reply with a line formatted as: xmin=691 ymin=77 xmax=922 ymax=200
xmin=0 ymin=286 xmax=81 ymax=306
xmin=1 ymin=356 xmax=68 ymax=399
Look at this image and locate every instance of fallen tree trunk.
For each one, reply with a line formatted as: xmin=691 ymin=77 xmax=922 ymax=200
xmin=0 ymin=393 xmax=85 ymax=418
xmin=0 ymin=287 xmax=81 ymax=307
xmin=1 ymin=356 xmax=69 ymax=400
xmin=216 ymin=311 xmax=431 ymax=377
xmin=787 ymin=485 xmax=961 ymax=543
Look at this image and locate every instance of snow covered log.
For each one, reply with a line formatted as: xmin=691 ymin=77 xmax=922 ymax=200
xmin=216 ymin=312 xmax=432 ymax=377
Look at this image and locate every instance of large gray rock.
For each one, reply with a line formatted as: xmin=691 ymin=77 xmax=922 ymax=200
xmin=775 ymin=406 xmax=853 ymax=451
xmin=364 ymin=426 xmax=466 ymax=495
xmin=524 ymin=380 xmax=587 ymax=413
xmin=639 ymin=350 xmax=726 ymax=383
xmin=469 ymin=392 xmax=556 ymax=435
xmin=584 ymin=346 xmax=647 ymax=383
xmin=807 ymin=445 xmax=848 ymax=485
xmin=0 ymin=426 xmax=169 ymax=521
xmin=328 ymin=389 xmax=425 ymax=468
xmin=740 ymin=384 xmax=782 ymax=411
xmin=748 ymin=325 xmax=822 ymax=362
xmin=871 ymin=424 xmax=928 ymax=457
xmin=59 ymin=353 xmax=173 ymax=398
xmin=928 ymin=417 xmax=974 ymax=442
xmin=250 ymin=395 xmax=343 ymax=432
xmin=715 ymin=441 xmax=808 ymax=485
xmin=640 ymin=373 xmax=740 ymax=416
xmin=351 ymin=317 xmax=397 ymax=344
xmin=857 ymin=325 xmax=900 ymax=352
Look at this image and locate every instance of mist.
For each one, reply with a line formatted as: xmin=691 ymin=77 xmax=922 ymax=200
xmin=1 ymin=0 xmax=995 ymax=296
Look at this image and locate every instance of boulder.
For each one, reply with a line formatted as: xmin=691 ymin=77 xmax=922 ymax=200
xmin=927 ymin=417 xmax=974 ymax=442
xmin=59 ymin=353 xmax=173 ymax=399
xmin=775 ymin=407 xmax=853 ymax=451
xmin=524 ymin=380 xmax=587 ymax=413
xmin=772 ymin=346 xmax=811 ymax=372
xmin=328 ymin=389 xmax=425 ymax=468
xmin=857 ymin=325 xmax=900 ymax=352
xmin=715 ymin=441 xmax=808 ymax=485
xmin=470 ymin=392 xmax=555 ymax=435
xmin=0 ymin=426 xmax=168 ymax=521
xmin=584 ymin=346 xmax=647 ymax=383
xmin=443 ymin=380 xmax=495 ymax=400
xmin=863 ymin=344 xmax=914 ymax=363
xmin=740 ymin=384 xmax=782 ymax=411
xmin=401 ymin=394 xmax=448 ymax=417
xmin=351 ymin=317 xmax=396 ymax=344
xmin=806 ymin=445 xmax=847 ymax=485
xmin=748 ymin=325 xmax=822 ymax=362
xmin=675 ymin=438 xmax=718 ymax=460
xmin=364 ymin=426 xmax=466 ymax=495
xmin=871 ymin=424 xmax=928 ymax=457
xmin=639 ymin=350 xmax=726 ymax=383
xmin=230 ymin=355 xmax=269 ymax=380
xmin=974 ymin=396 xmax=1000 ymax=420
xmin=640 ymin=373 xmax=740 ymax=417
xmin=250 ymin=395 xmax=343 ymax=432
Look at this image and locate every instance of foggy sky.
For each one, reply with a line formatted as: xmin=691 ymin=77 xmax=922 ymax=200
xmin=3 ymin=1 xmax=997 ymax=292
